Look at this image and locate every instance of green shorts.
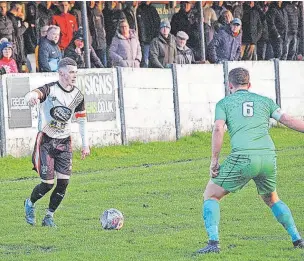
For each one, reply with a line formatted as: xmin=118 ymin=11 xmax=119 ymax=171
xmin=212 ymin=154 xmax=277 ymax=195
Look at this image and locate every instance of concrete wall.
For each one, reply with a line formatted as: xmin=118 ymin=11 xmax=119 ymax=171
xmin=176 ymin=64 xmax=225 ymax=135
xmin=121 ymin=68 xmax=176 ymax=142
xmin=2 ymin=61 xmax=304 ymax=157
xmin=279 ymin=61 xmax=304 ymax=119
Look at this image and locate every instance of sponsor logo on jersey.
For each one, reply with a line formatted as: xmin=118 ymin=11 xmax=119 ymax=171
xmin=50 ymin=106 xmax=72 ymax=121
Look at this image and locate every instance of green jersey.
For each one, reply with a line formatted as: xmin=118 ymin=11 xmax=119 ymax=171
xmin=215 ymin=90 xmax=282 ymax=155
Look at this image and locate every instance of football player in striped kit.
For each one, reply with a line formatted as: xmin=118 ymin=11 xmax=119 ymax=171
xmin=24 ymin=57 xmax=90 ymax=227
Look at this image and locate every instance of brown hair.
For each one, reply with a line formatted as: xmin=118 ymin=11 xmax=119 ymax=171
xmin=228 ymin=67 xmax=250 ymax=86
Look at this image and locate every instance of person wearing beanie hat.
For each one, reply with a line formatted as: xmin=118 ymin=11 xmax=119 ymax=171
xmin=64 ymin=28 xmax=104 ymax=68
xmin=149 ymin=19 xmax=177 ymax=68
xmin=0 ymin=40 xmax=18 ymax=73
xmin=160 ymin=20 xmax=171 ymax=30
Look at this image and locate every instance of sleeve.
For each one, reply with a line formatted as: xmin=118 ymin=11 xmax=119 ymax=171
xmin=36 ymin=84 xmax=51 ymax=102
xmin=136 ymin=38 xmax=142 ymax=62
xmin=90 ymin=46 xmax=104 ymax=68
xmin=269 ymin=99 xmax=282 ymax=121
xmin=214 ymin=101 xmax=226 ymax=122
xmin=75 ymin=96 xmax=88 ymax=148
xmin=38 ymin=42 xmax=51 ymax=72
xmin=266 ymin=9 xmax=280 ymax=38
xmin=74 ymin=97 xmax=86 ymax=118
xmin=109 ymin=37 xmax=124 ymax=65
xmin=207 ymin=35 xmax=220 ymax=63
xmin=149 ymin=39 xmax=164 ymax=68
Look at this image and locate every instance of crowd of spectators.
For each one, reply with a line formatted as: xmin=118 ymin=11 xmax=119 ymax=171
xmin=0 ymin=1 xmax=303 ymax=74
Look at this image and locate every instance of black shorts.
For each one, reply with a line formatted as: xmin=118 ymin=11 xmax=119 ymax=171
xmin=32 ymin=132 xmax=72 ymax=180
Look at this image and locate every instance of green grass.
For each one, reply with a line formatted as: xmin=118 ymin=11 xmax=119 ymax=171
xmin=0 ymin=127 xmax=304 ymax=261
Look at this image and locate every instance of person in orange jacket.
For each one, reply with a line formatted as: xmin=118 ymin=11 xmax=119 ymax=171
xmin=52 ymin=1 xmax=78 ymax=50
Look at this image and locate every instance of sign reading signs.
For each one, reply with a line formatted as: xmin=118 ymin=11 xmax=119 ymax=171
xmin=7 ymin=77 xmax=32 ymax=128
xmin=76 ymin=71 xmax=116 ymax=122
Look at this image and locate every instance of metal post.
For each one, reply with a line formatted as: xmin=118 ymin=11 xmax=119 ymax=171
xmin=198 ymin=1 xmax=206 ymax=61
xmin=274 ymin=59 xmax=281 ymax=107
xmin=116 ymin=67 xmax=127 ymax=145
xmin=81 ymin=1 xmax=91 ymax=68
xmin=171 ymin=64 xmax=181 ymax=140
xmin=0 ymin=76 xmax=6 ymax=157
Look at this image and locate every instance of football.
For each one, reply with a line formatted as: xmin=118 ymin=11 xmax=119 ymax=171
xmin=100 ymin=208 xmax=124 ymax=230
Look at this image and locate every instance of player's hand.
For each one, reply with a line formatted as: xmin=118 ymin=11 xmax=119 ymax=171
xmin=81 ymin=146 xmax=90 ymax=160
xmin=24 ymin=92 xmax=39 ymax=106
xmin=210 ymin=160 xmax=220 ymax=178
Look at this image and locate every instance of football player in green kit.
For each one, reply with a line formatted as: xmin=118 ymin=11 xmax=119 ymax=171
xmin=197 ymin=67 xmax=304 ymax=254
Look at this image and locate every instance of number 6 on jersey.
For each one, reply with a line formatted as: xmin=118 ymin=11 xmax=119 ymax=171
xmin=243 ymin=101 xmax=254 ymax=117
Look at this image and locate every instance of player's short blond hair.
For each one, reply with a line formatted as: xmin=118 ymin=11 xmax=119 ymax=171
xmin=228 ymin=67 xmax=250 ymax=86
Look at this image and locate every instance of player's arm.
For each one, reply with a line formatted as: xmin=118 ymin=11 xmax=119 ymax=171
xmin=24 ymin=85 xmax=50 ymax=106
xmin=210 ymin=119 xmax=225 ymax=178
xmin=75 ymin=99 xmax=90 ymax=159
xmin=278 ymin=113 xmax=304 ymax=133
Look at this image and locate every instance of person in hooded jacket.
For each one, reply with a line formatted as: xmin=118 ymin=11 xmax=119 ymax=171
xmin=24 ymin=2 xmax=39 ymax=72
xmin=64 ymin=29 xmax=104 ymax=69
xmin=109 ymin=19 xmax=141 ymax=67
xmin=87 ymin=1 xmax=107 ymax=67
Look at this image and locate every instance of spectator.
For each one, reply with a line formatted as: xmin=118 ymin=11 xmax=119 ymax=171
xmin=52 ymin=1 xmax=78 ymax=50
xmin=87 ymin=1 xmax=107 ymax=68
xmin=123 ymin=1 xmax=137 ymax=31
xmin=232 ymin=1 xmax=243 ymax=19
xmin=176 ymin=31 xmax=195 ymax=64
xmin=186 ymin=2 xmax=207 ymax=60
xmin=38 ymin=25 xmax=62 ymax=72
xmin=203 ymin=2 xmax=218 ymax=47
xmin=266 ymin=1 xmax=288 ymax=59
xmin=70 ymin=1 xmax=82 ymax=28
xmin=103 ymin=1 xmax=126 ymax=67
xmin=0 ymin=2 xmax=14 ymax=42
xmin=211 ymin=1 xmax=227 ymax=19
xmin=241 ymin=1 xmax=263 ymax=61
xmin=0 ymin=40 xmax=18 ymax=73
xmin=35 ymin=25 xmax=49 ymax=72
xmin=109 ymin=19 xmax=141 ymax=68
xmin=207 ymin=18 xmax=242 ymax=64
xmin=104 ymin=1 xmax=126 ymax=48
xmin=136 ymin=1 xmax=160 ymax=67
xmin=256 ymin=2 xmax=271 ymax=60
xmin=282 ymin=1 xmax=299 ymax=60
xmin=64 ymin=29 xmax=104 ymax=68
xmin=24 ymin=2 xmax=39 ymax=73
xmin=7 ymin=1 xmax=28 ymax=72
xmin=215 ymin=10 xmax=233 ymax=33
xmin=38 ymin=1 xmax=54 ymax=30
xmin=170 ymin=1 xmax=193 ymax=37
xmin=149 ymin=20 xmax=177 ymax=68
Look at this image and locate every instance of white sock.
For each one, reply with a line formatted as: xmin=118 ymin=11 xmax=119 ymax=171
xmin=46 ymin=210 xmax=54 ymax=217
xmin=27 ymin=199 xmax=34 ymax=207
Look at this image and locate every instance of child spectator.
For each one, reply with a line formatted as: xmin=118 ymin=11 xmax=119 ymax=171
xmin=0 ymin=40 xmax=18 ymax=73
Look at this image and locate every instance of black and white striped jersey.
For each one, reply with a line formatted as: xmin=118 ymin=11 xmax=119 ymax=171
xmin=34 ymin=81 xmax=86 ymax=139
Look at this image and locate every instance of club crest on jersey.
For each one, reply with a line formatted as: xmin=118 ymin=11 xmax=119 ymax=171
xmin=50 ymin=106 xmax=72 ymax=122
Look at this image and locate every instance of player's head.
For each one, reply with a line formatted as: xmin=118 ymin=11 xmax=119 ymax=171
xmin=228 ymin=67 xmax=251 ymax=94
xmin=58 ymin=58 xmax=78 ymax=87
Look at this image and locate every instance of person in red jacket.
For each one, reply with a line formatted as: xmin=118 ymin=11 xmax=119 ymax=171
xmin=0 ymin=40 xmax=18 ymax=73
xmin=52 ymin=1 xmax=78 ymax=50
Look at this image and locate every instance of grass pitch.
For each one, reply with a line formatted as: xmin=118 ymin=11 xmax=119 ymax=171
xmin=0 ymin=127 xmax=303 ymax=261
